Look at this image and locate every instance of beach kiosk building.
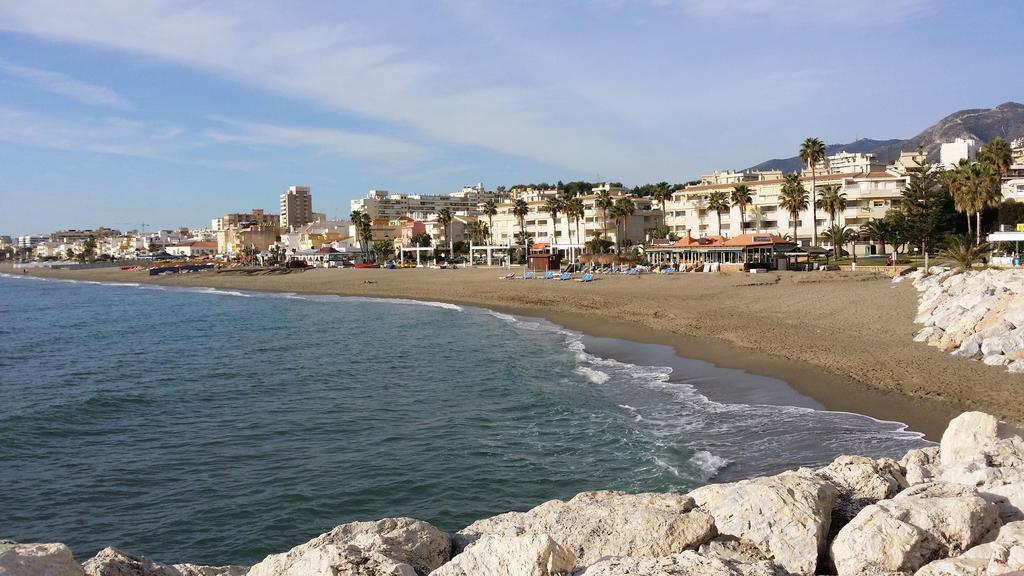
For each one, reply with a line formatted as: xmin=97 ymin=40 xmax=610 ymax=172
xmin=647 ymin=233 xmax=796 ymax=269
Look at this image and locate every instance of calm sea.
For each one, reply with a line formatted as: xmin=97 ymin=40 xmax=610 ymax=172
xmin=0 ymin=273 xmax=930 ymax=565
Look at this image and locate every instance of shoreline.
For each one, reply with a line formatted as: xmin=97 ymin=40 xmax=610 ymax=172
xmin=5 ymin=264 xmax=1018 ymax=439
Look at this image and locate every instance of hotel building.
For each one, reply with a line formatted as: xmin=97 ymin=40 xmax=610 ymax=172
xmin=280 ymin=186 xmax=314 ymax=231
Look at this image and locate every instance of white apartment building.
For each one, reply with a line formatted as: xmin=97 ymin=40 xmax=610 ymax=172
xmin=804 ymin=152 xmax=888 ymax=176
xmin=663 ymin=168 xmax=909 ymax=249
xmin=350 ymin=185 xmax=499 ymax=219
xmin=486 ymin=186 xmax=662 ymax=251
xmin=280 ymin=185 xmax=314 ymax=231
xmin=699 ymin=170 xmax=783 ymax=185
xmin=940 ymin=138 xmax=977 ymax=170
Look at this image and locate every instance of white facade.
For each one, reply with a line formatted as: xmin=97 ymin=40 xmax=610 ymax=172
xmin=350 ymin=185 xmax=501 ymax=219
xmin=805 ymin=152 xmax=888 ymax=176
xmin=940 ymin=138 xmax=977 ymax=170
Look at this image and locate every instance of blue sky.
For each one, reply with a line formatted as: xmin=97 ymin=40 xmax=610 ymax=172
xmin=1 ymin=0 xmax=1021 ymax=235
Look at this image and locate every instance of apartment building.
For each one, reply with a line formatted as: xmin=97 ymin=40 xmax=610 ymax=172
xmin=664 ymin=160 xmax=910 ymax=247
xmin=280 ymin=186 xmax=314 ymax=231
xmin=350 ymin=185 xmax=499 ymax=219
xmin=486 ymin=185 xmax=663 ymax=250
xmin=940 ymin=138 xmax=977 ymax=170
xmin=803 ymin=152 xmax=888 ymax=176
xmin=212 ymin=209 xmax=280 ymax=232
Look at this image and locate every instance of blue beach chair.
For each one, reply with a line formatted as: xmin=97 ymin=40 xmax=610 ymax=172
xmin=556 ymin=272 xmax=571 ymax=281
xmin=664 ymin=268 xmax=676 ymax=274
xmin=544 ymin=271 xmax=554 ymax=280
xmin=577 ymin=273 xmax=594 ymax=282
xmin=524 ymin=271 xmax=535 ymax=280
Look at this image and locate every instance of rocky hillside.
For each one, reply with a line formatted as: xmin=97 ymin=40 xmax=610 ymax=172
xmin=750 ymin=102 xmax=1024 ymax=173
xmin=4 ymin=410 xmax=1024 ymax=575
xmin=905 ymin=267 xmax=1024 ymax=372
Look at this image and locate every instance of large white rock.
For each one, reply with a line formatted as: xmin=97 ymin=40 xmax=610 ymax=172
xmin=688 ymin=470 xmax=836 ymax=575
xmin=941 ymin=412 xmax=1024 ymax=468
xmin=901 ymin=446 xmax=941 ymax=486
xmin=573 ymin=550 xmax=776 ymax=576
xmin=246 ymin=518 xmax=450 ymax=576
xmin=0 ymin=541 xmax=85 ymax=576
xmin=816 ymin=455 xmax=906 ymax=528
xmin=82 ymin=547 xmax=179 ymax=576
xmin=454 ymin=491 xmax=715 ymax=565
xmin=430 ymin=534 xmax=574 ymax=576
xmin=830 ymin=482 xmax=1001 ymax=576
xmin=173 ymin=565 xmax=247 ymax=576
xmin=915 ymin=520 xmax=1024 ymax=576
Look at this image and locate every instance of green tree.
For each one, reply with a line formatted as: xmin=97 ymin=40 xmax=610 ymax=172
xmin=611 ymin=196 xmax=635 ymax=253
xmin=512 ymin=199 xmax=530 ymax=262
xmin=81 ymin=236 xmax=97 ymax=262
xmin=779 ymin=173 xmax=808 ymax=241
xmin=652 ymin=182 xmax=672 ymax=225
xmin=482 ymin=199 xmax=498 ymax=245
xmin=595 ymin=190 xmax=614 ymax=239
xmin=706 ymin=191 xmax=730 ymax=235
xmin=822 ymin=224 xmax=858 ymax=260
xmin=898 ymin=162 xmax=955 ymax=255
xmin=940 ymin=234 xmax=989 ymax=272
xmin=800 ymin=137 xmax=827 ymax=245
xmin=147 ymin=241 xmax=159 ymax=254
xmin=819 ymin=184 xmax=847 ymax=226
xmin=586 ymin=230 xmax=613 ymax=254
xmin=410 ymin=232 xmax=432 ymax=247
xmin=350 ymin=210 xmax=373 ymax=261
xmin=859 ymin=218 xmax=894 ymax=255
xmin=564 ymin=195 xmax=585 ymax=254
xmin=730 ymin=185 xmax=753 ymax=234
xmin=980 ymin=138 xmax=1013 ymax=184
xmin=267 ymin=244 xmax=282 ymax=266
xmin=543 ymin=196 xmax=563 ymax=247
xmin=65 ymin=247 xmax=76 ymax=260
xmin=372 ymin=239 xmax=393 ymax=263
xmin=436 ymin=207 xmax=454 ymax=255
xmin=948 ymin=159 xmax=976 ymax=237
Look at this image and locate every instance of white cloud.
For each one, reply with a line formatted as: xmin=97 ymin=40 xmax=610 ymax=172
xmin=0 ymin=57 xmax=130 ymax=108
xmin=202 ymin=116 xmax=430 ymax=164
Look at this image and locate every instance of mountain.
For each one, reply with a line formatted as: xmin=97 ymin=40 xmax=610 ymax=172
xmin=747 ymin=102 xmax=1024 ymax=173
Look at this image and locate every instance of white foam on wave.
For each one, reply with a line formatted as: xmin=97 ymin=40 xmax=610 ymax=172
xmin=689 ymin=450 xmax=730 ymax=480
xmin=574 ymin=366 xmax=611 ymax=385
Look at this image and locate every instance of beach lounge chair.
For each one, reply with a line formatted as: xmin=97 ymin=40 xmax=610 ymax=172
xmin=556 ymin=272 xmax=571 ymax=281
xmin=626 ymin=268 xmax=638 ymax=275
xmin=577 ymin=273 xmax=594 ymax=282
xmin=499 ymin=273 xmax=515 ymax=280
xmin=664 ymin=267 xmax=676 ymax=274
xmin=544 ymin=271 xmax=554 ymax=280
xmin=524 ymin=271 xmax=535 ymax=280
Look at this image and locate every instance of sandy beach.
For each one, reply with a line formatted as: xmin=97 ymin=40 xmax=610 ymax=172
xmin=6 ymin=264 xmax=1019 ymax=439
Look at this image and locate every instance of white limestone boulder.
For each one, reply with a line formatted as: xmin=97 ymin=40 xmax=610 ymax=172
xmin=816 ymin=455 xmax=907 ymax=527
xmin=688 ymin=470 xmax=836 ymax=575
xmin=173 ymin=565 xmax=247 ymax=576
xmin=915 ymin=520 xmax=1024 ymax=576
xmin=830 ymin=482 xmax=1001 ymax=576
xmin=901 ymin=446 xmax=941 ymax=486
xmin=454 ymin=491 xmax=715 ymax=565
xmin=246 ymin=518 xmax=450 ymax=576
xmin=430 ymin=534 xmax=574 ymax=576
xmin=940 ymin=412 xmax=1024 ymax=468
xmin=572 ymin=550 xmax=776 ymax=576
xmin=0 ymin=541 xmax=85 ymax=576
xmin=82 ymin=547 xmax=180 ymax=576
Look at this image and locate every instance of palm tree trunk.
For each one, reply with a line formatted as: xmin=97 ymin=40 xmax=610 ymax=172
xmin=717 ymin=211 xmax=722 ymax=235
xmin=976 ymin=211 xmax=982 ymax=245
xmin=811 ymin=168 xmax=818 ymax=246
xmin=966 ymin=212 xmax=972 ymax=236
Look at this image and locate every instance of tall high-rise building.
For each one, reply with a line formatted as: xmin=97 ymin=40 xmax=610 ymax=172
xmin=280 ymin=186 xmax=314 ymax=231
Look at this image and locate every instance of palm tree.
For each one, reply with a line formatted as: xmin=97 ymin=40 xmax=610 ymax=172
xmin=819 ymin=184 xmax=847 ymax=226
xmin=564 ymin=196 xmax=585 ymax=260
xmin=482 ymin=199 xmax=498 ymax=245
xmin=947 ymin=159 xmax=975 ymax=237
xmin=822 ymin=223 xmax=858 ymax=260
xmin=980 ymin=138 xmax=1013 ymax=184
xmin=436 ymin=207 xmax=453 ymax=256
xmin=730 ymin=185 xmax=753 ymax=235
xmin=706 ymin=191 xmax=730 ymax=236
xmin=859 ymin=218 xmax=890 ymax=255
xmin=612 ymin=196 xmax=635 ymax=253
xmin=350 ymin=210 xmax=373 ymax=261
xmin=652 ymin=182 xmax=672 ymax=227
xmin=940 ymin=235 xmax=989 ymax=272
xmin=595 ymin=190 xmax=614 ymax=239
xmin=779 ymin=173 xmax=809 ymax=241
xmin=543 ymin=196 xmax=563 ymax=248
xmin=955 ymin=161 xmax=1002 ymax=244
xmin=800 ymin=137 xmax=827 ymax=245
xmin=512 ymin=199 xmax=530 ymax=261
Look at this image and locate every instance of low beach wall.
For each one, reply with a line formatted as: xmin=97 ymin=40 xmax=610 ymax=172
xmin=5 ymin=411 xmax=1024 ymax=576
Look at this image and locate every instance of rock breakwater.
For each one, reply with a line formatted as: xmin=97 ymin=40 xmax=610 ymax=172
xmin=5 ymin=411 xmax=1024 ymax=575
xmin=905 ymin=267 xmax=1024 ymax=372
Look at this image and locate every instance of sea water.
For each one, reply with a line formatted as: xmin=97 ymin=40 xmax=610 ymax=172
xmin=0 ymin=273 xmax=930 ymax=565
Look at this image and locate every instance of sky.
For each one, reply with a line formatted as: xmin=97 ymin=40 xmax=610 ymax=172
xmin=0 ymin=0 xmax=1022 ymax=235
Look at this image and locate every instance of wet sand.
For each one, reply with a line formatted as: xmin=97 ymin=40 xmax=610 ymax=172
xmin=7 ymin=263 xmax=1020 ymax=439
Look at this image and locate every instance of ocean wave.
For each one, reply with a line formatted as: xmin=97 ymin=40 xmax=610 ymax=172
xmin=574 ymin=366 xmax=610 ymax=385
xmin=689 ymin=450 xmax=730 ymax=480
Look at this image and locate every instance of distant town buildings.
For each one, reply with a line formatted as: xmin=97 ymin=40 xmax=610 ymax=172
xmin=280 ymin=186 xmax=314 ymax=231
xmin=350 ymin=184 xmax=497 ymax=220
xmin=940 ymin=138 xmax=978 ymax=170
